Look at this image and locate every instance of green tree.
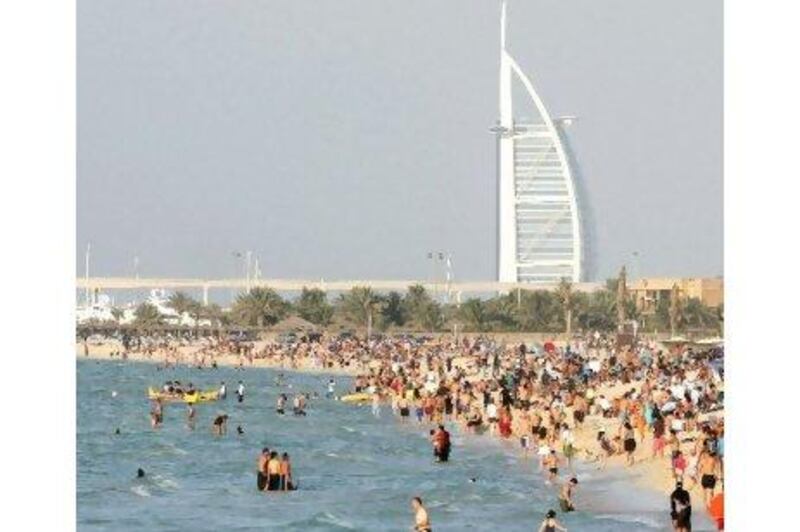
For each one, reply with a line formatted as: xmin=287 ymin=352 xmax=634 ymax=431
xmin=683 ymin=298 xmax=718 ymax=331
xmin=133 ymin=302 xmax=164 ymax=327
xmin=381 ymin=291 xmax=408 ymax=328
xmin=230 ymin=287 xmax=289 ymax=328
xmin=110 ymin=307 xmax=124 ymax=322
xmin=575 ymin=289 xmax=616 ymax=332
xmin=513 ymin=290 xmax=561 ymax=332
xmin=404 ymin=285 xmax=443 ymax=331
xmin=167 ymin=291 xmax=196 ymax=316
xmin=458 ymin=298 xmax=489 ymax=332
xmin=337 ymin=287 xmax=383 ymax=338
xmin=295 ymin=288 xmax=334 ymax=326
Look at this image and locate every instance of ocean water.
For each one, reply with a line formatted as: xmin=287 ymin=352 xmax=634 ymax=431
xmin=77 ymin=360 xmax=708 ymax=531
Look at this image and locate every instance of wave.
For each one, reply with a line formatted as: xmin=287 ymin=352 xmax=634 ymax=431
xmin=130 ymin=485 xmax=151 ymax=497
xmin=595 ymin=513 xmax=662 ymax=529
xmin=285 ymin=511 xmax=357 ymax=530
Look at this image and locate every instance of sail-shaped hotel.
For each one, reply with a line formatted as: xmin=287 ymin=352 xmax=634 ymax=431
xmin=494 ymin=1 xmax=586 ymax=283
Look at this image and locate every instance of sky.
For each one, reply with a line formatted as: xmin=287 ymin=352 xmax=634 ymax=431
xmin=77 ymin=0 xmax=722 ymax=284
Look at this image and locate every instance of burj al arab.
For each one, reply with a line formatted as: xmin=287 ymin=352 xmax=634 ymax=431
xmin=494 ymin=0 xmax=586 ymax=284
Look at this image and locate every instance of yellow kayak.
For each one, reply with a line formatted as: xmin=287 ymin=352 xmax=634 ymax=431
xmin=148 ymin=387 xmax=219 ymax=404
xmin=340 ymin=392 xmax=372 ymax=403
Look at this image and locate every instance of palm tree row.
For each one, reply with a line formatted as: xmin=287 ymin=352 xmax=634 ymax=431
xmin=117 ymin=279 xmax=721 ymax=336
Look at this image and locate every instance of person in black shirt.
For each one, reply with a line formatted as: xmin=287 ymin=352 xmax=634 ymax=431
xmin=670 ymin=480 xmax=692 ymax=531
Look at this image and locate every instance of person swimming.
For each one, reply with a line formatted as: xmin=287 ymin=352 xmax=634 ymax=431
xmin=137 ymin=468 xmax=146 ymax=479
xmin=411 ymin=497 xmax=431 ymax=532
xmin=538 ymin=509 xmax=567 ymax=532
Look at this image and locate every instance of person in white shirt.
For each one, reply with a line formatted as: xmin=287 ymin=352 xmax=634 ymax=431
xmin=236 ymin=381 xmax=245 ymax=403
xmin=219 ymin=381 xmax=227 ymax=400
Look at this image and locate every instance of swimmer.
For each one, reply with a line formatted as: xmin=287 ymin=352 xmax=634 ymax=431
xmin=114 ymin=428 xmax=121 ymax=435
xmin=236 ymin=381 xmax=245 ymax=403
xmin=538 ymin=509 xmax=567 ymax=532
xmin=219 ymin=381 xmax=227 ymax=400
xmin=411 ymin=496 xmax=431 ymax=532
xmin=137 ymin=468 xmax=146 ymax=479
xmin=236 ymin=425 xmax=244 ymax=435
xmin=559 ymin=477 xmax=578 ymax=512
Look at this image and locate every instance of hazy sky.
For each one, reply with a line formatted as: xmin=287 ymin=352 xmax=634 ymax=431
xmin=77 ymin=0 xmax=722 ymax=283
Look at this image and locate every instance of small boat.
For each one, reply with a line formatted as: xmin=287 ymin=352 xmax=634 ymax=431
xmin=148 ymin=387 xmax=220 ymax=404
xmin=339 ymin=392 xmax=372 ymax=403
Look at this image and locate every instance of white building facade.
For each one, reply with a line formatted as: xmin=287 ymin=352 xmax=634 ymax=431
xmin=496 ymin=1 xmax=584 ymax=284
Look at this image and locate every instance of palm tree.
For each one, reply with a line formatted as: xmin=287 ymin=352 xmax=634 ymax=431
xmin=557 ymin=278 xmax=575 ymax=336
xmin=110 ymin=307 xmax=124 ymax=323
xmin=133 ymin=302 xmax=163 ymax=328
xmin=230 ymin=287 xmax=288 ymax=328
xmin=338 ymin=287 xmax=383 ymax=339
xmin=167 ymin=291 xmax=195 ymax=317
xmin=404 ymin=285 xmax=442 ymax=332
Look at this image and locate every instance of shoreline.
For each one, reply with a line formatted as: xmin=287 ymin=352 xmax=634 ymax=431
xmin=76 ymin=341 xmax=718 ymax=528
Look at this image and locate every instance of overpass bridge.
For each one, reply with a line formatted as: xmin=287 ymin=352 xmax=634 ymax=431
xmin=76 ymin=277 xmax=602 ymax=305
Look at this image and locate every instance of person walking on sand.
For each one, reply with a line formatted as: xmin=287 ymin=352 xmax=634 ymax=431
xmin=538 ymin=509 xmax=568 ymax=532
xmin=622 ymin=422 xmax=637 ymax=466
xmin=411 ymin=497 xmax=431 ymax=532
xmin=699 ymin=450 xmax=722 ymax=506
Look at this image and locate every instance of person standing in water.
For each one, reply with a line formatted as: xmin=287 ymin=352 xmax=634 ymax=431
xmin=236 ymin=381 xmax=245 ymax=403
xmin=186 ymin=402 xmax=196 ymax=429
xmin=279 ymin=452 xmax=293 ymax=490
xmin=670 ymin=480 xmax=692 ymax=532
xmin=411 ymin=497 xmax=431 ymax=532
xmin=371 ymin=391 xmax=381 ymax=418
xmin=212 ymin=414 xmax=228 ymax=436
xmin=257 ymin=448 xmax=269 ymax=491
xmin=327 ymin=378 xmax=336 ymax=398
xmin=266 ymin=451 xmax=282 ymax=491
xmin=219 ymin=381 xmax=227 ymax=400
xmin=538 ymin=509 xmax=568 ymax=532
xmin=150 ymin=398 xmax=163 ymax=429
xmin=559 ymin=477 xmax=578 ymax=512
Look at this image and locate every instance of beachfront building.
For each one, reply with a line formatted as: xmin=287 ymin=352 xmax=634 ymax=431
xmin=494 ymin=1 xmax=585 ymax=284
xmin=629 ymin=277 xmax=724 ymax=315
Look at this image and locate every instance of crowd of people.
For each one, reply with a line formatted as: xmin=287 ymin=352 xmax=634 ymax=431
xmin=259 ymin=331 xmax=724 ymax=530
xmin=121 ymin=328 xmax=723 ymax=530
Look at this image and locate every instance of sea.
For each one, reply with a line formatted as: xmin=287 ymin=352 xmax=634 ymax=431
xmin=77 ymin=360 xmax=714 ymax=531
